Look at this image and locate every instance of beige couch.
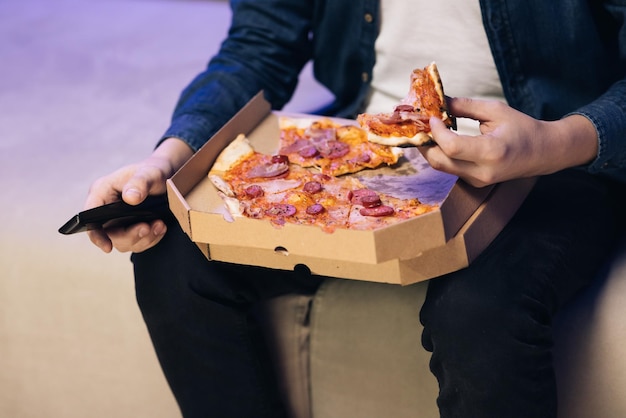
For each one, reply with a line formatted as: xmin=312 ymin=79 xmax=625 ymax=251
xmin=3 ymin=1 xmax=624 ymax=417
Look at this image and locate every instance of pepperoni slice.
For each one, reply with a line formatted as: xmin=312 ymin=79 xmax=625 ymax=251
xmin=266 ymin=204 xmax=297 ymax=217
xmin=361 ymin=194 xmax=382 ymax=208
xmin=244 ymin=184 xmax=264 ymax=198
xmin=306 ymin=204 xmax=325 ymax=215
xmin=360 ymin=205 xmax=395 ymax=217
xmin=348 ymin=189 xmax=379 ymax=205
xmin=271 ymin=155 xmax=289 ymax=164
xmin=303 ymin=181 xmax=323 ymax=194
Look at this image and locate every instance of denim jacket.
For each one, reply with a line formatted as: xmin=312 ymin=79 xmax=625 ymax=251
xmin=162 ymin=0 xmax=626 ymax=182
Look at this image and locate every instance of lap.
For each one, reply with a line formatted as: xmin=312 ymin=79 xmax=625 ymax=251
xmin=422 ymin=169 xmax=624 ymax=340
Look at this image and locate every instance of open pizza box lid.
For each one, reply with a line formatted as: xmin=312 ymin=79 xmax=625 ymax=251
xmin=167 ymin=92 xmax=535 ymax=285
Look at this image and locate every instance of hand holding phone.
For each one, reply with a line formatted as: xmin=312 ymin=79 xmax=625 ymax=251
xmin=58 ymin=194 xmax=172 ymax=235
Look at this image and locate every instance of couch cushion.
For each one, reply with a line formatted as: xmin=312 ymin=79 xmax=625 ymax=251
xmin=553 ymin=236 xmax=626 ymax=418
xmin=257 ymin=294 xmax=317 ymax=418
xmin=309 ymin=279 xmax=438 ymax=418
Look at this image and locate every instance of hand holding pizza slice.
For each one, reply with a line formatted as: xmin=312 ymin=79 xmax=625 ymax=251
xmin=357 ymin=62 xmax=456 ymax=147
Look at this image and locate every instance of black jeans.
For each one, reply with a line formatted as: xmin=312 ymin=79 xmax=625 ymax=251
xmin=132 ymin=170 xmax=624 ymax=418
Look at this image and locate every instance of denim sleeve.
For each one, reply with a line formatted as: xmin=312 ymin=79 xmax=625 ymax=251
xmin=572 ymin=80 xmax=626 ymax=182
xmin=574 ymin=1 xmax=626 ymax=183
xmin=159 ymin=0 xmax=314 ymax=152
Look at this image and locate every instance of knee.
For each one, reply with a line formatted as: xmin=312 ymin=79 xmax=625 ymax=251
xmin=420 ymin=276 xmax=553 ymax=355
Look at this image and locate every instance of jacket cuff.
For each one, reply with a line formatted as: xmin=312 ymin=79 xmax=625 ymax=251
xmin=568 ymin=92 xmax=626 ymax=182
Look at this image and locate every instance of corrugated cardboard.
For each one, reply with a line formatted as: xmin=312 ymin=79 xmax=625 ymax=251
xmin=167 ymin=92 xmax=535 ymax=285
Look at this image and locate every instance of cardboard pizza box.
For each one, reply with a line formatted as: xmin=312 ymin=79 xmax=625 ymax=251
xmin=167 ymin=92 xmax=535 ymax=284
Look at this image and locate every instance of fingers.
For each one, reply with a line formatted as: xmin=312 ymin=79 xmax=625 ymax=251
xmin=121 ymin=165 xmax=166 ymax=205
xmin=87 ymin=218 xmax=168 ymax=254
xmin=428 ymin=116 xmax=486 ymax=163
xmin=87 ymin=229 xmax=114 ymax=253
xmin=83 ymin=163 xmax=170 ymax=253
xmin=423 ymin=117 xmax=501 ymax=187
xmin=84 ymin=166 xmax=133 ymax=211
xmin=430 ymin=116 xmax=461 ymax=148
xmin=85 ymin=163 xmax=167 ymax=209
xmin=106 ymin=220 xmax=168 ymax=253
xmin=446 ymin=96 xmax=502 ymax=122
xmin=424 ymin=97 xmax=544 ymax=187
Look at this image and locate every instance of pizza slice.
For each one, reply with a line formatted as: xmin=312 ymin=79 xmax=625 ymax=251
xmin=278 ymin=116 xmax=403 ymax=176
xmin=267 ymin=173 xmax=358 ymax=231
xmin=346 ymin=187 xmax=435 ymax=230
xmin=208 ymin=130 xmax=437 ymax=233
xmin=357 ymin=62 xmax=456 ymax=147
xmin=208 ymin=134 xmax=355 ymax=231
xmin=209 ymin=134 xmax=305 ymax=218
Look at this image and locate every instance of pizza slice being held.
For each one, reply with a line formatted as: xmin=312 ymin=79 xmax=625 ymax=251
xmin=357 ymin=62 xmax=456 ymax=147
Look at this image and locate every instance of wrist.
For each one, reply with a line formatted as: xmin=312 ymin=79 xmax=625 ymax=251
xmin=152 ymin=137 xmax=194 ymax=177
xmin=544 ymin=114 xmax=598 ymax=173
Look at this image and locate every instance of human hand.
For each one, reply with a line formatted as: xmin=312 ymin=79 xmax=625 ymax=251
xmin=84 ymin=138 xmax=193 ymax=253
xmin=422 ymin=97 xmax=598 ymax=187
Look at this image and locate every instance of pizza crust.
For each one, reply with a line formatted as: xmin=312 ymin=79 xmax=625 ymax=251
xmin=208 ymin=133 xmax=255 ymax=211
xmin=210 ymin=134 xmax=255 ymax=173
xmin=278 ymin=116 xmax=320 ymax=130
xmin=216 ymin=191 xmax=244 ymax=219
xmin=426 ymin=62 xmax=445 ymax=110
xmin=365 ymin=130 xmax=434 ymax=147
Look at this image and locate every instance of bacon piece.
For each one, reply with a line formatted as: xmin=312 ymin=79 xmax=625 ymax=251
xmin=246 ymin=161 xmax=289 ymax=179
xmin=305 ymin=126 xmax=336 ymax=142
xmin=279 ymin=139 xmax=310 ymax=154
xmin=298 ymin=145 xmax=319 ymax=158
xmin=394 ymin=104 xmax=415 ymax=112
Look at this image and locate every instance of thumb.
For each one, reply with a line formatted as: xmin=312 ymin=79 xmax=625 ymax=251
xmin=121 ymin=173 xmax=152 ymax=205
xmin=446 ymin=96 xmax=504 ymax=123
xmin=429 ymin=116 xmax=457 ymax=146
xmin=121 ymin=185 xmax=146 ymax=206
xmin=121 ymin=164 xmax=168 ymax=205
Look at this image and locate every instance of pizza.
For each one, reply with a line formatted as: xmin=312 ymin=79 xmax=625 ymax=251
xmin=208 ymin=129 xmax=436 ymax=233
xmin=278 ymin=116 xmax=403 ymax=176
xmin=357 ymin=62 xmax=456 ymax=146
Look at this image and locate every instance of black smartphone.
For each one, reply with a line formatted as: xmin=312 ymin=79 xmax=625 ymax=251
xmin=58 ymin=194 xmax=172 ymax=235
